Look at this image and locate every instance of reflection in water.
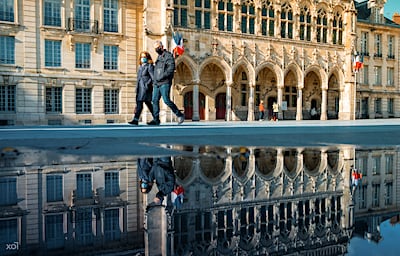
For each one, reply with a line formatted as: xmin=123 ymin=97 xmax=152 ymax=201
xmin=0 ymin=145 xmax=399 ymax=255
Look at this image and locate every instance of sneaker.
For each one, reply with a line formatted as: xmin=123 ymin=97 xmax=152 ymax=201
xmin=128 ymin=120 xmax=138 ymax=125
xmin=177 ymin=115 xmax=184 ymax=125
xmin=147 ymin=120 xmax=160 ymax=125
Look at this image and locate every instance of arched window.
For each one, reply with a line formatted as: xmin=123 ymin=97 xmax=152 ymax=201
xmin=241 ymin=0 xmax=255 ymax=34
xmin=218 ymin=0 xmax=234 ymax=31
xmin=261 ymin=0 xmax=274 ymax=36
xmin=332 ymin=11 xmax=343 ymax=45
xmin=316 ymin=9 xmax=328 ymax=43
xmin=241 ymin=71 xmax=248 ymax=106
xmin=280 ymin=3 xmax=293 ymax=39
xmin=299 ymin=6 xmax=311 ymax=41
xmin=173 ymin=0 xmax=188 ymax=28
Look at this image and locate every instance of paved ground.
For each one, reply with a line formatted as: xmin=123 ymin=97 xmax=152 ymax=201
xmin=1 ymin=119 xmax=400 ymax=157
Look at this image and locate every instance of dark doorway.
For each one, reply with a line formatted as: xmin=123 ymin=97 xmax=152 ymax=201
xmin=267 ymin=97 xmax=276 ymax=120
xmin=184 ymin=91 xmax=205 ymax=120
xmin=361 ymin=97 xmax=369 ymax=119
xmin=216 ymin=93 xmax=226 ymax=120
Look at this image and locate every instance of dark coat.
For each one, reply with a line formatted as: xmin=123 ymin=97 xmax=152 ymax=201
xmin=137 ymin=158 xmax=153 ymax=182
xmin=153 ymin=50 xmax=175 ymax=86
xmin=152 ymin=157 xmax=175 ymax=200
xmin=136 ymin=63 xmax=154 ymax=101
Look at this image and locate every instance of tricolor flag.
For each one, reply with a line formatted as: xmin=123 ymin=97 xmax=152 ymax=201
xmin=171 ymin=32 xmax=184 ymax=58
xmin=353 ymin=54 xmax=363 ymax=73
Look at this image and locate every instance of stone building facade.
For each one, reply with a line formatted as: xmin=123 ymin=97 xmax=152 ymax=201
xmin=0 ymin=0 xmax=399 ymax=125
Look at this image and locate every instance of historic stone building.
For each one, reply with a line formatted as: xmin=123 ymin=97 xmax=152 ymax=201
xmin=0 ymin=0 xmax=399 ymax=125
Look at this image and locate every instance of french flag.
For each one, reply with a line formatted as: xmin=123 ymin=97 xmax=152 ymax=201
xmin=353 ymin=54 xmax=363 ymax=73
xmin=171 ymin=32 xmax=184 ymax=58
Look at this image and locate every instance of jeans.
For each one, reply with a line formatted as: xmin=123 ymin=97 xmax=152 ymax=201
xmin=259 ymin=111 xmax=264 ymax=120
xmin=152 ymin=83 xmax=183 ymax=121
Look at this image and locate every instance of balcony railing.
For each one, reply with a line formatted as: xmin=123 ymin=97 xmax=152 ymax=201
xmin=67 ymin=18 xmax=98 ymax=34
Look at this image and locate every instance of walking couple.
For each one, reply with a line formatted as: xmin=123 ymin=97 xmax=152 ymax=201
xmin=128 ymin=41 xmax=184 ymax=126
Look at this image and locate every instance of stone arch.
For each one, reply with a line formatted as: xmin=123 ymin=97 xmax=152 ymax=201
xmin=199 ymin=56 xmax=232 ymax=84
xmin=255 ymin=61 xmax=283 ymax=87
xmin=232 ymin=59 xmax=255 ymax=83
xmin=285 ymin=62 xmax=304 ymax=86
xmin=175 ymin=55 xmax=198 ymax=80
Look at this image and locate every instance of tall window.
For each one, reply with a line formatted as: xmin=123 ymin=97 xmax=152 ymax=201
xmin=374 ymin=66 xmax=382 ymax=86
xmin=374 ymin=34 xmax=382 ymax=57
xmin=299 ymin=7 xmax=311 ymax=41
xmin=0 ymin=0 xmax=14 ymax=22
xmin=76 ymin=173 xmax=92 ymax=199
xmin=104 ymin=209 xmax=121 ymax=241
xmin=356 ymin=157 xmax=368 ymax=177
xmin=104 ymin=45 xmax=118 ymax=70
xmin=385 ymin=182 xmax=393 ymax=205
xmin=45 ymin=40 xmax=61 ymax=67
xmin=75 ymin=43 xmax=91 ymax=69
xmin=0 ymin=219 xmax=18 ymax=255
xmin=0 ymin=84 xmax=16 ymax=112
xmin=361 ymin=32 xmax=369 ymax=56
xmin=0 ymin=36 xmax=15 ymax=64
xmin=74 ymin=0 xmax=90 ymax=31
xmin=388 ymin=98 xmax=394 ymax=115
xmin=332 ymin=12 xmax=343 ymax=45
xmin=240 ymin=72 xmax=248 ymax=106
xmin=104 ymin=89 xmax=119 ymax=114
xmin=280 ymin=3 xmax=293 ymax=39
xmin=362 ymin=65 xmax=369 ymax=85
xmin=76 ymin=88 xmax=91 ymax=114
xmin=388 ymin=35 xmax=395 ymax=59
xmin=44 ymin=0 xmax=61 ymax=26
xmin=359 ymin=185 xmax=367 ymax=209
xmin=75 ymin=208 xmax=93 ymax=245
xmin=105 ymin=172 xmax=119 ymax=197
xmin=45 ymin=214 xmax=64 ymax=249
xmin=46 ymin=87 xmax=62 ymax=113
xmin=385 ymin=155 xmax=393 ymax=174
xmin=375 ymin=98 xmax=382 ymax=114
xmin=173 ymin=0 xmax=188 ymax=27
xmin=387 ymin=67 xmax=394 ymax=86
xmin=285 ymin=85 xmax=297 ymax=108
xmin=261 ymin=0 xmax=274 ymax=36
xmin=46 ymin=175 xmax=63 ymax=202
xmin=372 ymin=156 xmax=381 ymax=175
xmin=241 ymin=1 xmax=255 ymax=34
xmin=316 ymin=9 xmax=328 ymax=43
xmin=0 ymin=178 xmax=17 ymax=206
xmin=195 ymin=0 xmax=211 ymax=29
xmin=104 ymin=0 xmax=118 ymax=32
xmin=217 ymin=0 xmax=233 ymax=32
xmin=372 ymin=184 xmax=380 ymax=207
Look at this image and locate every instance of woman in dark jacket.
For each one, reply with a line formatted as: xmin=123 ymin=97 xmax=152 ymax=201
xmin=128 ymin=51 xmax=155 ymax=125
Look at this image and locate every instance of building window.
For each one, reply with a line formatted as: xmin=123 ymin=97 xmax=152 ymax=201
xmin=46 ymin=87 xmax=62 ymax=113
xmin=0 ymin=36 xmax=15 ymax=64
xmin=75 ymin=43 xmax=91 ymax=69
xmin=280 ymin=3 xmax=293 ymax=39
xmin=173 ymin=0 xmax=188 ymax=28
xmin=375 ymin=98 xmax=382 ymax=114
xmin=332 ymin=12 xmax=343 ymax=45
xmin=388 ymin=35 xmax=395 ymax=59
xmin=240 ymin=72 xmax=248 ymax=107
xmin=0 ymin=219 xmax=18 ymax=254
xmin=356 ymin=156 xmax=368 ymax=177
xmin=359 ymin=185 xmax=367 ymax=209
xmin=217 ymin=0 xmax=233 ymax=32
xmin=74 ymin=0 xmax=91 ymax=31
xmin=385 ymin=155 xmax=393 ymax=174
xmin=316 ymin=9 xmax=328 ymax=43
xmin=388 ymin=98 xmax=394 ymax=115
xmin=195 ymin=212 xmax=212 ymax=242
xmin=104 ymin=0 xmax=118 ymax=32
xmin=0 ymin=0 xmax=14 ymax=22
xmin=299 ymin=7 xmax=311 ymax=41
xmin=285 ymin=85 xmax=297 ymax=108
xmin=44 ymin=0 xmax=61 ymax=26
xmin=76 ymin=173 xmax=92 ymax=199
xmin=361 ymin=32 xmax=369 ymax=56
xmin=45 ymin=214 xmax=64 ymax=249
xmin=104 ymin=45 xmax=118 ymax=70
xmin=76 ymin=88 xmax=91 ymax=114
xmin=261 ymin=1 xmax=274 ymax=36
xmin=75 ymin=208 xmax=93 ymax=245
xmin=387 ymin=67 xmax=394 ymax=86
xmin=104 ymin=209 xmax=121 ymax=241
xmin=195 ymin=0 xmax=211 ymax=29
xmin=374 ymin=34 xmax=382 ymax=57
xmin=362 ymin=65 xmax=369 ymax=85
xmin=104 ymin=89 xmax=119 ymax=114
xmin=105 ymin=172 xmax=119 ymax=197
xmin=385 ymin=182 xmax=393 ymax=205
xmin=0 ymin=178 xmax=17 ymax=206
xmin=241 ymin=1 xmax=255 ymax=34
xmin=45 ymin=40 xmax=61 ymax=67
xmin=372 ymin=156 xmax=380 ymax=175
xmin=374 ymin=66 xmax=382 ymax=86
xmin=372 ymin=184 xmax=380 ymax=207
xmin=0 ymin=84 xmax=16 ymax=112
xmin=46 ymin=175 xmax=63 ymax=202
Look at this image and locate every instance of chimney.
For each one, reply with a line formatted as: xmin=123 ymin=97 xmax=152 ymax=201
xmin=393 ymin=13 xmax=400 ymax=24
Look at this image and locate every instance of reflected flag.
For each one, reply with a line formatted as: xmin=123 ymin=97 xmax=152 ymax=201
xmin=353 ymin=54 xmax=363 ymax=73
xmin=171 ymin=32 xmax=184 ymax=58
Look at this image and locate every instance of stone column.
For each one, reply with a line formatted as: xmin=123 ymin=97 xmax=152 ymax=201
xmin=247 ymin=83 xmax=255 ymax=121
xmin=226 ymin=82 xmax=232 ymax=121
xmin=296 ymin=88 xmax=303 ymax=120
xmin=145 ymin=206 xmax=168 ymax=256
xmin=192 ymin=83 xmax=200 ymax=121
xmin=321 ymin=89 xmax=327 ymax=120
xmin=277 ymin=85 xmax=283 ymax=120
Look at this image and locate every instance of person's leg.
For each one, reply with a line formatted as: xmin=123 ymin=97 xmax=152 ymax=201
xmin=160 ymin=84 xmax=183 ymax=117
xmin=144 ymin=101 xmax=154 ymax=116
xmin=133 ymin=101 xmax=144 ymax=120
xmin=150 ymin=86 xmax=162 ymax=124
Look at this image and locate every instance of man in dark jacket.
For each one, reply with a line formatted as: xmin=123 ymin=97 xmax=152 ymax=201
xmin=137 ymin=157 xmax=176 ymax=205
xmin=147 ymin=41 xmax=184 ymax=125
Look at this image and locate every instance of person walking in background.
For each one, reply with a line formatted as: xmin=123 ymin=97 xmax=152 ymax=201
xmin=147 ymin=41 xmax=184 ymax=125
xmin=259 ymin=100 xmax=265 ymax=121
xmin=272 ymin=102 xmax=279 ymax=121
xmin=128 ymin=51 xmax=155 ymax=125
